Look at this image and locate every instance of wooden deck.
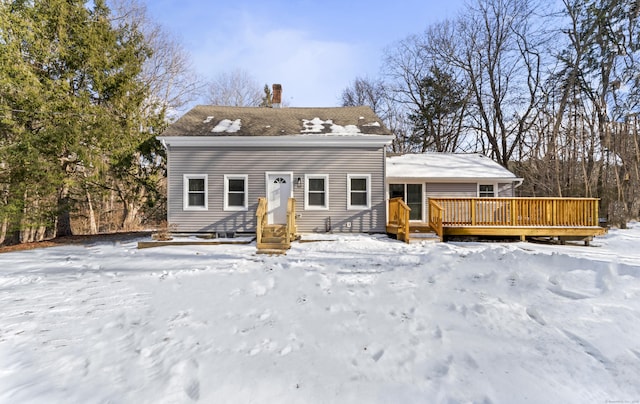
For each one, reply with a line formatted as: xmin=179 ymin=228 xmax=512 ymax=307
xmin=388 ymin=197 xmax=607 ymax=244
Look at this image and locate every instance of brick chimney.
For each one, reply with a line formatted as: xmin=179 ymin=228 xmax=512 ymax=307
xmin=272 ymin=84 xmax=282 ymax=108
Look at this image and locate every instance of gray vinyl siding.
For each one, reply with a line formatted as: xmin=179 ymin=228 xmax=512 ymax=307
xmin=425 ymin=182 xmax=515 ymax=197
xmin=425 ymin=183 xmax=477 ymax=198
xmin=497 ymin=182 xmax=515 ymax=197
xmin=167 ymin=146 xmax=386 ymax=234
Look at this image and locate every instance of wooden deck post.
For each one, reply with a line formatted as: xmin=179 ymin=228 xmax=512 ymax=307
xmin=470 ymin=199 xmax=476 ymax=226
xmin=256 ymin=197 xmax=267 ymax=245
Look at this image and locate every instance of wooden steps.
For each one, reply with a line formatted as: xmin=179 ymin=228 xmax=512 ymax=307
xmin=408 ymin=231 xmax=440 ymax=243
xmin=256 ymin=225 xmax=290 ymax=254
xmin=387 ymin=221 xmax=440 ymax=243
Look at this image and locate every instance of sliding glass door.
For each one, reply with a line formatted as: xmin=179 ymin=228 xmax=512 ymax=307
xmin=389 ymin=183 xmax=423 ymax=221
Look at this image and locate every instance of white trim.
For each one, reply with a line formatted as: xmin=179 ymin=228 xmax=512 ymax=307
xmin=183 ymin=174 xmax=208 ymax=211
xmin=478 ymin=183 xmax=497 ymax=197
xmin=158 ymin=134 xmax=393 ymax=148
xmin=304 ymin=174 xmax=329 ymax=210
xmin=347 ymin=174 xmax=371 ymax=210
xmin=224 ymin=174 xmax=248 ymax=211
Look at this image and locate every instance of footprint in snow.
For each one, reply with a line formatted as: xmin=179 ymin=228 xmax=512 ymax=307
xmin=433 ymin=326 xmax=443 ymax=340
xmin=371 ymin=349 xmax=384 ymax=362
xmin=249 ymin=339 xmax=277 ymax=356
xmin=258 ymin=311 xmax=271 ymax=321
xmin=425 ymin=355 xmax=454 ymax=380
xmin=160 ymin=359 xmax=200 ymax=402
xmin=251 ymin=277 xmax=275 ymax=296
xmin=526 ymin=307 xmax=546 ymax=326
xmin=562 ymin=329 xmax=617 ymax=376
xmin=280 ymin=345 xmax=292 ymax=356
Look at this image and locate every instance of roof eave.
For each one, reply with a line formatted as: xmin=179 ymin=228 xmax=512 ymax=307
xmin=157 ymin=134 xmax=394 ymax=148
xmin=386 ymin=176 xmax=523 ymax=183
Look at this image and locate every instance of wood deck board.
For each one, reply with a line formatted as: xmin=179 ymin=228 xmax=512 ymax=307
xmin=388 ymin=224 xmax=604 ymax=239
xmin=442 ymin=226 xmax=606 ymax=237
xmin=387 ymin=223 xmax=434 ymax=234
xmin=138 ymin=240 xmax=253 ymax=249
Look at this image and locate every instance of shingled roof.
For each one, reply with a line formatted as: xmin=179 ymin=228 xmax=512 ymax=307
xmin=161 ymin=105 xmax=392 ymax=137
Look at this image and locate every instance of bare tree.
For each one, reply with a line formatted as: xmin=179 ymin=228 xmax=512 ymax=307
xmin=341 ymin=77 xmax=387 ymax=114
xmin=382 ymin=24 xmax=471 ymax=153
xmin=448 ymin=0 xmax=543 ymax=167
xmin=108 ymin=0 xmax=204 ymax=119
xmin=340 ymin=76 xmax=413 ymax=152
xmin=206 ymin=69 xmax=263 ymax=107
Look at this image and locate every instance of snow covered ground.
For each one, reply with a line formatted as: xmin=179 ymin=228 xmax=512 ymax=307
xmin=1 ymin=225 xmax=640 ymax=403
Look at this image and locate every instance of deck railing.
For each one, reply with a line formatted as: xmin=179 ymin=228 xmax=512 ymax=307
xmin=428 ymin=197 xmax=600 ymax=227
xmin=389 ymin=197 xmax=411 ymax=243
xmin=428 ymin=199 xmax=444 ymax=241
xmin=256 ymin=197 xmax=267 ymax=245
xmin=286 ymin=197 xmax=297 ymax=244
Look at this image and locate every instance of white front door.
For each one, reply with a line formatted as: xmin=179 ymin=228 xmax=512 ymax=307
xmin=266 ymin=173 xmax=292 ymax=224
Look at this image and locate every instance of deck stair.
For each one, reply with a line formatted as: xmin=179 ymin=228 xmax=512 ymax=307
xmin=408 ymin=228 xmax=440 ymax=243
xmin=257 ymin=224 xmax=290 ymax=254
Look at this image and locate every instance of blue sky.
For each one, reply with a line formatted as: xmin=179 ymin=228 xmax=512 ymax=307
xmin=144 ymin=0 xmax=465 ymax=107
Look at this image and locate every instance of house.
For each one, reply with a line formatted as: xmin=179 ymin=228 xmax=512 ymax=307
xmin=159 ymin=102 xmax=604 ymax=247
xmin=157 ymin=101 xmax=393 ymax=237
xmin=386 ymin=153 xmax=523 ymax=222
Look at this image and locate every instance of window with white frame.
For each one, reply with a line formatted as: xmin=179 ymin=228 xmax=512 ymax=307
xmin=305 ymin=174 xmax=329 ymax=210
xmin=224 ymin=175 xmax=248 ymax=211
xmin=347 ymin=174 xmax=371 ymax=209
xmin=479 ymin=184 xmax=495 ymax=197
xmin=183 ymin=174 xmax=208 ymax=210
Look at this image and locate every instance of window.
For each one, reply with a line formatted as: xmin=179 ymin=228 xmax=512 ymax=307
xmin=183 ymin=174 xmax=208 ymax=210
xmin=305 ymin=174 xmax=329 ymax=210
xmin=347 ymin=174 xmax=371 ymax=210
xmin=224 ymin=175 xmax=248 ymax=211
xmin=479 ymin=184 xmax=495 ymax=198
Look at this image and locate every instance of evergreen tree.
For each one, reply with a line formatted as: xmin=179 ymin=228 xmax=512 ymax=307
xmin=260 ymin=84 xmax=272 ymax=107
xmin=0 ymin=0 xmax=155 ymax=241
xmin=408 ymin=66 xmax=468 ymax=152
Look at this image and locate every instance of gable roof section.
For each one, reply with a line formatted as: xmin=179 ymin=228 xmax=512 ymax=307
xmin=161 ymin=105 xmax=391 ymax=137
xmin=387 ymin=153 xmax=522 ymax=182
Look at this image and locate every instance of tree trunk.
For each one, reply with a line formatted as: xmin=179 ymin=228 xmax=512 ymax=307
xmin=86 ymin=188 xmax=98 ymax=234
xmin=21 ymin=226 xmax=33 ymax=243
xmin=122 ymin=202 xmax=140 ymax=231
xmin=0 ymin=217 xmax=7 ymax=245
xmin=36 ymin=225 xmax=46 ymax=241
xmin=56 ymin=183 xmax=73 ymax=238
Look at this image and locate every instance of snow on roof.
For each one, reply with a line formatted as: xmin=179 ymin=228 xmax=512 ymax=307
xmin=212 ymin=119 xmax=241 ymax=133
xmin=301 ymin=118 xmax=361 ymax=134
xmin=363 ymin=121 xmax=381 ymax=127
xmin=387 ymin=153 xmax=518 ymax=180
